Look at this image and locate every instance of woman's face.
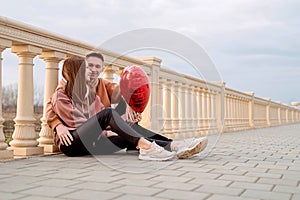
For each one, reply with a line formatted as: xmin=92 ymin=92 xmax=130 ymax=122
xmin=85 ymin=62 xmax=92 ymax=82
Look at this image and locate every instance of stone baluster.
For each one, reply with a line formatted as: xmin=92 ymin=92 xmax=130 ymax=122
xmin=9 ymin=45 xmax=43 ymax=156
xmin=171 ymin=81 xmax=179 ymax=134
xmin=38 ymin=51 xmax=66 ymax=152
xmin=180 ymin=83 xmax=187 ymax=131
xmin=191 ymin=86 xmax=198 ymax=134
xmin=0 ymin=39 xmax=13 ymax=159
xmin=163 ymin=79 xmax=172 ymax=133
xmin=201 ymin=91 xmax=207 ymax=130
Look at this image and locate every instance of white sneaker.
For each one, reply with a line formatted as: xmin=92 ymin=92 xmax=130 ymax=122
xmin=138 ymin=141 xmax=175 ymax=161
xmin=174 ymin=137 xmax=208 ymax=159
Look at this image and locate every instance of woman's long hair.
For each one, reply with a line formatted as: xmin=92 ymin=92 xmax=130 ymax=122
xmin=62 ymin=56 xmax=88 ymax=104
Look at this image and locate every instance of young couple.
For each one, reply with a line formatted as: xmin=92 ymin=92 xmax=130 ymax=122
xmin=46 ymin=53 xmax=208 ymax=161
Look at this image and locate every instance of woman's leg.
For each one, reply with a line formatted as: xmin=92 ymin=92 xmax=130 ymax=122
xmin=72 ymin=108 xmax=153 ymax=153
xmin=115 ymin=98 xmax=172 ymax=142
xmin=59 ymin=131 xmax=90 ymax=157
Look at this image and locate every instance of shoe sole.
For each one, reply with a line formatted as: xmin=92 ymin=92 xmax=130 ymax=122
xmin=177 ymin=138 xmax=208 ymax=159
xmin=138 ymin=154 xmax=175 ymax=161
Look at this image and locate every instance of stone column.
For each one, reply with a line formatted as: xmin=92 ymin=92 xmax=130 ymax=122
xmin=264 ymin=98 xmax=271 ymax=127
xmin=0 ymin=39 xmax=14 ymax=159
xmin=9 ymin=45 xmax=43 ymax=156
xmin=138 ymin=57 xmax=162 ymax=131
xmin=38 ymin=51 xmax=66 ymax=153
xmin=247 ymin=92 xmax=255 ymax=129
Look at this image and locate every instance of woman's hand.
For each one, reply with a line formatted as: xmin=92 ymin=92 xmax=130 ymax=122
xmin=121 ymin=104 xmax=142 ymax=124
xmin=101 ymin=130 xmax=118 ymax=138
xmin=56 ymin=124 xmax=73 ymax=146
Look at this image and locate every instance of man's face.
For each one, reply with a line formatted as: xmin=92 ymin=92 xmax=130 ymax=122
xmin=86 ymin=56 xmax=104 ymax=80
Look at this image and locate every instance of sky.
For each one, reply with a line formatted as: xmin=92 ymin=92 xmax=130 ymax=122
xmin=0 ymin=0 xmax=299 ymax=105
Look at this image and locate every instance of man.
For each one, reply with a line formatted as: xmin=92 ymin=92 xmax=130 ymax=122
xmin=47 ymin=52 xmax=172 ymax=150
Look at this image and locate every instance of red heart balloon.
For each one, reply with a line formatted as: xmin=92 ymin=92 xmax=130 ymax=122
xmin=120 ymin=66 xmax=150 ymax=113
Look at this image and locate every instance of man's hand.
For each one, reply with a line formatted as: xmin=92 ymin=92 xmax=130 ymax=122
xmin=56 ymin=124 xmax=73 ymax=146
xmin=121 ymin=104 xmax=142 ymax=124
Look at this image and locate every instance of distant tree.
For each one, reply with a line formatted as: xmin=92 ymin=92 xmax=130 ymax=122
xmin=2 ymin=83 xmax=18 ymax=112
xmin=2 ymin=83 xmax=44 ymax=114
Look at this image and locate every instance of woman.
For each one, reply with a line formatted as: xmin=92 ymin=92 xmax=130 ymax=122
xmin=48 ymin=56 xmax=207 ymax=160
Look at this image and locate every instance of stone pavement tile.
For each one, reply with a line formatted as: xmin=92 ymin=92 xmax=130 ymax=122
xmin=11 ymin=169 xmax=56 ymax=177
xmin=229 ymin=181 xmax=273 ymax=191
xmin=176 ymin=166 xmax=212 ymax=173
xmin=114 ymin=194 xmax=168 ymax=200
xmin=202 ymin=164 xmax=236 ymax=170
xmin=76 ymin=174 xmax=122 ymax=183
xmin=242 ymin=189 xmax=291 ymax=200
xmin=111 ymin=185 xmax=164 ymax=196
xmin=188 ymin=178 xmax=232 ymax=187
xmin=152 ymin=181 xmax=199 ymax=191
xmin=149 ymin=175 xmax=192 ymax=183
xmin=31 ymin=178 xmax=81 ymax=187
xmin=42 ymin=171 xmax=87 ymax=180
xmin=292 ymin=194 xmax=300 ymax=200
xmin=245 ymin=172 xmax=282 ymax=179
xmin=17 ymin=196 xmax=66 ymax=200
xmin=256 ymin=164 xmax=288 ymax=170
xmin=0 ymin=174 xmax=14 ymax=179
xmin=207 ymin=194 xmax=257 ymax=200
xmin=218 ymin=174 xmax=258 ymax=183
xmin=18 ymin=186 xmax=77 ymax=197
xmin=155 ymin=189 xmax=210 ymax=200
xmin=113 ymin=173 xmax=157 ymax=180
xmin=61 ymin=189 xmax=121 ymax=200
xmin=69 ymin=181 xmax=123 ymax=191
xmin=282 ymin=174 xmax=300 ymax=180
xmin=267 ymin=169 xmax=299 ymax=175
xmin=182 ymin=172 xmax=221 ymax=179
xmin=0 ymin=191 xmax=27 ymax=200
xmin=152 ymin=169 xmax=188 ymax=176
xmin=235 ymin=166 xmax=268 ymax=173
xmin=0 ymin=182 xmax=37 ymax=193
xmin=112 ymin=178 xmax=160 ymax=187
xmin=225 ymin=162 xmax=258 ymax=168
xmin=196 ymin=185 xmax=244 ymax=196
xmin=257 ymin=178 xmax=299 ymax=187
xmin=210 ymin=169 xmax=247 ymax=176
xmin=272 ymin=185 xmax=300 ymax=194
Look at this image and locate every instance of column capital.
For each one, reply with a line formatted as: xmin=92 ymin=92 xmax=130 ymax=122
xmin=246 ymin=91 xmax=255 ymax=96
xmin=291 ymin=102 xmax=300 ymax=107
xmin=104 ymin=64 xmax=120 ymax=71
xmin=0 ymin=38 xmax=12 ymax=51
xmin=139 ymin=56 xmax=162 ymax=67
xmin=11 ymin=45 xmax=42 ymax=57
xmin=39 ymin=51 xmax=66 ymax=62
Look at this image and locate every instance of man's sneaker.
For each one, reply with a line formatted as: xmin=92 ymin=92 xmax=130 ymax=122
xmin=139 ymin=141 xmax=175 ymax=161
xmin=175 ymin=137 xmax=208 ymax=159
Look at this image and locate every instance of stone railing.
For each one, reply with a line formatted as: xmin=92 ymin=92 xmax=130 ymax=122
xmin=0 ymin=16 xmax=299 ymax=159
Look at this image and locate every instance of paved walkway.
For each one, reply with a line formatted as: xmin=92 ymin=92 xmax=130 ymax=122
xmin=1 ymin=124 xmax=300 ymax=200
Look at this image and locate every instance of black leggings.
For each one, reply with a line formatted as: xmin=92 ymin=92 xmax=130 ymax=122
xmin=60 ymin=108 xmax=172 ymax=157
xmin=114 ymin=98 xmax=172 ymax=142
